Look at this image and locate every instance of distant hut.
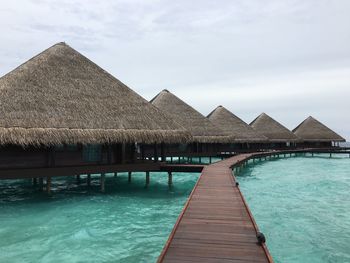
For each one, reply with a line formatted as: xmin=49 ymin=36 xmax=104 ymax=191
xmin=0 ymin=43 xmax=190 ymax=179
xmin=250 ymin=113 xmax=298 ymax=148
xmin=293 ymin=116 xmax=345 ymax=147
xmin=207 ymin=106 xmax=268 ymax=152
xmin=150 ymin=90 xmax=232 ymax=156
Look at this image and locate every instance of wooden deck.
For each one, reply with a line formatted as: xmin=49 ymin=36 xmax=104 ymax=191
xmin=158 ymin=154 xmax=273 ymax=263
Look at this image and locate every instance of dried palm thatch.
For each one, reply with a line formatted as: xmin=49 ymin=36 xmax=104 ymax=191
xmin=207 ymin=106 xmax=268 ymax=143
xmin=0 ymin=42 xmax=191 ymax=146
xmin=250 ymin=113 xmax=299 ymax=142
xmin=293 ymin=116 xmax=345 ymax=142
xmin=151 ymin=90 xmax=233 ymax=143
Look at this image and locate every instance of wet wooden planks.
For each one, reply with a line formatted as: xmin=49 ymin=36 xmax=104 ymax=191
xmin=158 ymin=154 xmax=273 ymax=263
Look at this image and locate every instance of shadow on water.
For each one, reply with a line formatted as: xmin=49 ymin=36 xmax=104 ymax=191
xmin=0 ymin=172 xmax=200 ymax=205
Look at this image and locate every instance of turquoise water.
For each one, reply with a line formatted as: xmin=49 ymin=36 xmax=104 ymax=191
xmin=237 ymin=154 xmax=350 ymax=263
xmin=0 ymin=171 xmax=199 ymax=263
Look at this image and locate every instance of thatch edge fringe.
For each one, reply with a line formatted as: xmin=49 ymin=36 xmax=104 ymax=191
xmin=192 ymin=135 xmax=235 ymax=143
xmin=0 ymin=128 xmax=192 ymax=146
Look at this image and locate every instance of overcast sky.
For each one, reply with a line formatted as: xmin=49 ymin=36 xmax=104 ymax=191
xmin=1 ymin=0 xmax=349 ymax=140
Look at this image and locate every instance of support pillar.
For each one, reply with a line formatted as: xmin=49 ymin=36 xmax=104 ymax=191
xmin=209 ymin=156 xmax=212 ymax=164
xmin=39 ymin=177 xmax=44 ymax=191
xmin=100 ymin=173 xmax=105 ymax=193
xmin=76 ymin=174 xmax=81 ymax=184
xmin=145 ymin=171 xmax=150 ymax=186
xmin=32 ymin=178 xmax=37 ymax=186
xmin=87 ymin=174 xmax=91 ymax=187
xmin=168 ymin=171 xmax=173 ymax=187
xmin=128 ymin=172 xmax=132 ymax=183
xmin=199 ymin=156 xmax=202 ymax=163
xmin=46 ymin=176 xmax=51 ymax=195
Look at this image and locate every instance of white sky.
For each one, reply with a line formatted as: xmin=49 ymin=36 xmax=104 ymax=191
xmin=0 ymin=0 xmax=349 ymax=140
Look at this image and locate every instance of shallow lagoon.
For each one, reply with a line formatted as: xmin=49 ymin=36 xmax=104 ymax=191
xmin=0 ymin=171 xmax=200 ymax=263
xmin=237 ymin=154 xmax=350 ymax=263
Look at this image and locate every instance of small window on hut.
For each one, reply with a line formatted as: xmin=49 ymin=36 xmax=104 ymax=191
xmin=83 ymin=144 xmax=102 ymax=162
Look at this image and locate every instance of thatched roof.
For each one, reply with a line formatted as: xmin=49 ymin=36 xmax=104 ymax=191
xmin=293 ymin=116 xmax=345 ymax=142
xmin=151 ymin=90 xmax=233 ymax=143
xmin=0 ymin=42 xmax=191 ymax=146
xmin=250 ymin=113 xmax=299 ymax=142
xmin=207 ymin=106 xmax=268 ymax=143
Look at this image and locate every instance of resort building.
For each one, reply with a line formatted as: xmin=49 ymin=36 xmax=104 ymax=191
xmin=207 ymin=105 xmax=268 ymax=152
xmin=0 ymin=43 xmax=190 ymax=184
xmin=250 ymin=113 xmax=299 ymax=148
xmin=150 ymin=90 xmax=233 ymax=156
xmin=293 ymin=116 xmax=345 ymax=147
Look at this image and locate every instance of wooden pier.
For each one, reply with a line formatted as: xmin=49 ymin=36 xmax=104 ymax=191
xmin=158 ymin=154 xmax=273 ymax=263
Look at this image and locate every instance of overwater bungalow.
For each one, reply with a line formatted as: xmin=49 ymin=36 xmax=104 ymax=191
xmin=293 ymin=116 xmax=345 ymax=148
xmin=250 ymin=113 xmax=299 ymax=148
xmin=207 ymin=106 xmax=268 ymax=152
xmin=0 ymin=43 xmax=190 ymax=189
xmin=150 ymin=90 xmax=233 ymax=157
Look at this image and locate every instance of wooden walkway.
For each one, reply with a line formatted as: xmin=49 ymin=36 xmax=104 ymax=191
xmin=158 ymin=154 xmax=273 ymax=263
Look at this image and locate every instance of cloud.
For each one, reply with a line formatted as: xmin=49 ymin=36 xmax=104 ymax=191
xmin=0 ymin=0 xmax=349 ymax=139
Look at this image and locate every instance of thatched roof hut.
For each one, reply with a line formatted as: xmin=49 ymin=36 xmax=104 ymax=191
xmin=151 ymin=90 xmax=232 ymax=143
xmin=293 ymin=116 xmax=345 ymax=142
xmin=207 ymin=106 xmax=268 ymax=143
xmin=0 ymin=42 xmax=191 ymax=146
xmin=250 ymin=113 xmax=298 ymax=142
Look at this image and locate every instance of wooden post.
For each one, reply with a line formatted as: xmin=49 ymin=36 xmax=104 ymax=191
xmin=100 ymin=174 xmax=105 ymax=193
xmin=114 ymin=172 xmax=117 ymax=178
xmin=46 ymin=176 xmax=51 ymax=195
xmin=199 ymin=156 xmax=202 ymax=163
xmin=128 ymin=172 xmax=132 ymax=183
xmin=145 ymin=171 xmax=150 ymax=186
xmin=168 ymin=172 xmax=173 ymax=187
xmin=39 ymin=177 xmax=44 ymax=191
xmin=32 ymin=178 xmax=37 ymax=186
xmin=209 ymin=156 xmax=212 ymax=164
xmin=76 ymin=174 xmax=81 ymax=184
xmin=178 ymin=157 xmax=181 ymax=164
xmin=87 ymin=174 xmax=91 ymax=187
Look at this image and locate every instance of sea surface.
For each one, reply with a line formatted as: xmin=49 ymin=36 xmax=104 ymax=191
xmin=237 ymin=154 xmax=350 ymax=263
xmin=0 ymin=170 xmax=201 ymax=263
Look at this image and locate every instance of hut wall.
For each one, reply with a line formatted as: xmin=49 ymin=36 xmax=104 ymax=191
xmin=296 ymin=141 xmax=332 ymax=148
xmin=0 ymin=145 xmax=47 ymax=169
xmin=0 ymin=143 xmax=137 ymax=170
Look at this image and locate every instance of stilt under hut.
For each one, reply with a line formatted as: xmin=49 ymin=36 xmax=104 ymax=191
xmin=150 ymin=90 xmax=233 ymax=159
xmin=293 ymin=116 xmax=345 ymax=148
xmin=0 ymin=42 xmax=190 ymax=191
xmin=207 ymin=106 xmax=269 ymax=153
xmin=249 ymin=113 xmax=299 ymax=149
